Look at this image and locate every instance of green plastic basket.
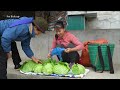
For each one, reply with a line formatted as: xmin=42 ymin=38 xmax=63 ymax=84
xmin=88 ymin=44 xmax=115 ymax=71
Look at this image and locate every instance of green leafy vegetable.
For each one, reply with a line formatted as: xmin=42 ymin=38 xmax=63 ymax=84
xmin=72 ymin=63 xmax=85 ymax=75
xmin=53 ymin=61 xmax=70 ymax=75
xmin=42 ymin=63 xmax=54 ymax=75
xmin=33 ymin=64 xmax=43 ymax=73
xmin=20 ymin=60 xmax=37 ymax=72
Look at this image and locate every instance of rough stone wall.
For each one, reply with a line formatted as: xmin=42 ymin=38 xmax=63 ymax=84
xmin=35 ymin=11 xmax=67 ymax=31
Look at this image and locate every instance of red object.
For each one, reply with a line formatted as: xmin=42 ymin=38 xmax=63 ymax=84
xmin=79 ymin=38 xmax=108 ymax=67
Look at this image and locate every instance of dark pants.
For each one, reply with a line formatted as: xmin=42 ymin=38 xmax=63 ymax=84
xmin=0 ymin=40 xmax=8 ymax=79
xmin=0 ymin=41 xmax=21 ymax=79
xmin=57 ymin=51 xmax=80 ymax=64
xmin=11 ymin=41 xmax=21 ymax=65
xmin=62 ymin=51 xmax=80 ymax=63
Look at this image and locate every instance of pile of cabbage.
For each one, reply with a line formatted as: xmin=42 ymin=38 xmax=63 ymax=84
xmin=20 ymin=59 xmax=86 ymax=75
xmin=20 ymin=60 xmax=43 ymax=73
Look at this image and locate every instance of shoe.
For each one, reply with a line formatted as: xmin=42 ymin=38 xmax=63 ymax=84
xmin=14 ymin=64 xmax=21 ymax=70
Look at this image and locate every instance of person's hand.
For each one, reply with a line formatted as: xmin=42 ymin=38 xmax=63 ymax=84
xmin=7 ymin=52 xmax=12 ymax=59
xmin=32 ymin=59 xmax=40 ymax=63
xmin=64 ymin=48 xmax=72 ymax=53
xmin=31 ymin=56 xmax=42 ymax=64
xmin=33 ymin=59 xmax=42 ymax=64
xmin=47 ymin=53 xmax=51 ymax=58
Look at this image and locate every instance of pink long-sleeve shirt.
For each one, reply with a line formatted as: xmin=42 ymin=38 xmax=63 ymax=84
xmin=50 ymin=31 xmax=84 ymax=52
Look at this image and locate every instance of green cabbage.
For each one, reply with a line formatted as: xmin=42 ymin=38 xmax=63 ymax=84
xmin=41 ymin=58 xmax=57 ymax=75
xmin=53 ymin=61 xmax=70 ymax=75
xmin=42 ymin=63 xmax=54 ymax=75
xmin=72 ymin=63 xmax=85 ymax=75
xmin=33 ymin=64 xmax=43 ymax=73
xmin=20 ymin=60 xmax=37 ymax=72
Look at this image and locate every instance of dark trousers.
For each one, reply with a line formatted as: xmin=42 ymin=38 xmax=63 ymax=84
xmin=0 ymin=41 xmax=21 ymax=79
xmin=11 ymin=41 xmax=21 ymax=65
xmin=0 ymin=41 xmax=8 ymax=79
xmin=57 ymin=51 xmax=80 ymax=64
xmin=62 ymin=51 xmax=80 ymax=63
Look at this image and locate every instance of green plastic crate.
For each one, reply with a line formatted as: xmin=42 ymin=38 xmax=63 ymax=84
xmin=88 ymin=44 xmax=115 ymax=71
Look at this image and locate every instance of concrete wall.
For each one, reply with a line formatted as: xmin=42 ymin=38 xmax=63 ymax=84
xmin=16 ymin=29 xmax=120 ymax=64
xmin=86 ymin=11 xmax=120 ymax=29
xmin=67 ymin=11 xmax=120 ymax=29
